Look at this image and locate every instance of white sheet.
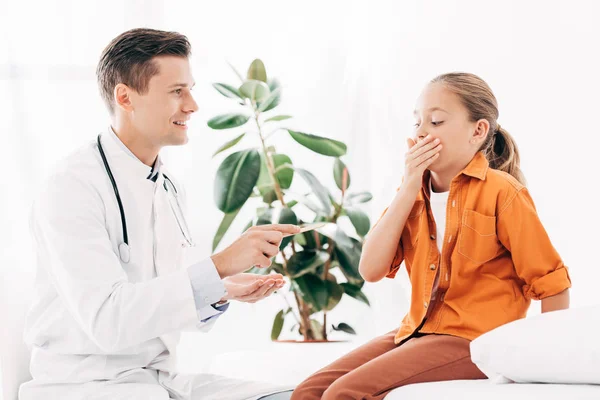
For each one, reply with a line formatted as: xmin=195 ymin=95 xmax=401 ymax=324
xmin=386 ymin=379 xmax=600 ymax=399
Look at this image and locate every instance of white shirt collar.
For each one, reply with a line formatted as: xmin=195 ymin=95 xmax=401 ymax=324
xmin=107 ymin=126 xmax=162 ymax=181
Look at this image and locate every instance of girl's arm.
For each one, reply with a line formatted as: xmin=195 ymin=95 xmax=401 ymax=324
xmin=496 ymin=188 xmax=572 ymax=303
xmin=359 ymin=183 xmax=420 ymax=282
xmin=541 ymin=288 xmax=570 ymax=313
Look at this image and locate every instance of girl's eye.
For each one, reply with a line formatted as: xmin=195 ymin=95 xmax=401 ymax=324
xmin=432 ymin=121 xmax=444 ymax=126
xmin=414 ymin=123 xmax=421 ymax=128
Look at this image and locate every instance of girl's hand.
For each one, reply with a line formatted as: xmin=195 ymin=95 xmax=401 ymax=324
xmin=403 ymin=135 xmax=442 ymax=189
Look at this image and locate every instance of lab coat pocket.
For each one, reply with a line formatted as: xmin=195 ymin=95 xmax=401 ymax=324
xmin=458 ymin=209 xmax=501 ymax=265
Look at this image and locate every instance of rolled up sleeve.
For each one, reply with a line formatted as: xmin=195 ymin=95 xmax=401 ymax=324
xmin=497 ymin=188 xmax=572 ymax=300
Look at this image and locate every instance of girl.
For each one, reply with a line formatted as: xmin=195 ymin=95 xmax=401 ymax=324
xmin=291 ymin=73 xmax=571 ymax=400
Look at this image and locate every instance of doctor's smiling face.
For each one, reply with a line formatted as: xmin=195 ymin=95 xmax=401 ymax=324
xmin=117 ymin=55 xmax=198 ymax=147
xmin=97 ymin=28 xmax=198 ymax=163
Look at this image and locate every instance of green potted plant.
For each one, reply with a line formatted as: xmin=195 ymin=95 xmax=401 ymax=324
xmin=209 ymin=59 xmax=373 ymax=342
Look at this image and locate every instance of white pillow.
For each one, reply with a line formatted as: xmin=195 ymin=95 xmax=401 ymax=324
xmin=470 ymin=305 xmax=600 ymax=385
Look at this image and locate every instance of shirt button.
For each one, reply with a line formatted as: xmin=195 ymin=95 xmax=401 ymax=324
xmin=452 ymin=200 xmax=456 ymax=207
xmin=429 ymin=264 xmax=436 ymax=270
xmin=424 ymin=302 xmax=429 ymax=309
xmin=430 ymin=234 xmax=436 ymax=240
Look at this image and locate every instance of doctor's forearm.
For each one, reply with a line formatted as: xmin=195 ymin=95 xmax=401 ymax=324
xmin=541 ymin=289 xmax=570 ymax=313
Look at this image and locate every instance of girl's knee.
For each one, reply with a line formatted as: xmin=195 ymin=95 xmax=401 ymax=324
xmin=321 ymin=377 xmax=358 ymax=400
xmin=290 ymin=380 xmax=323 ymax=400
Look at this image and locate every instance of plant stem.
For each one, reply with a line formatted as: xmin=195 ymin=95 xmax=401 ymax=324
xmin=279 ymin=289 xmax=301 ymax=326
xmin=321 ymin=170 xmax=347 ymax=341
xmin=282 ymin=251 xmax=311 ymax=341
xmin=254 ymin=112 xmax=286 ymax=206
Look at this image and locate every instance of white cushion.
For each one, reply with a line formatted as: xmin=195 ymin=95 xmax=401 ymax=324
xmin=470 ymin=305 xmax=600 ymax=384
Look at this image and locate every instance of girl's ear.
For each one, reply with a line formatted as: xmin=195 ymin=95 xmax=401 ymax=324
xmin=470 ymin=119 xmax=490 ymax=144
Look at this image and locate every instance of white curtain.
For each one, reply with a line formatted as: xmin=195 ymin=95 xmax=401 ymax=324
xmin=2 ymin=0 xmax=599 ymax=374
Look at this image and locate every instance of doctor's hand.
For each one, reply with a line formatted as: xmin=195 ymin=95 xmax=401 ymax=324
xmin=221 ymin=273 xmax=285 ymax=303
xmin=211 ymin=224 xmax=300 ymax=278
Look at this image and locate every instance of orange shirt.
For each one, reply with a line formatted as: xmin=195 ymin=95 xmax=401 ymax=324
xmin=373 ymin=152 xmax=572 ymax=345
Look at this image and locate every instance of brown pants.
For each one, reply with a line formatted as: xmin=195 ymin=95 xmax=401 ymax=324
xmin=291 ymin=330 xmax=486 ymax=400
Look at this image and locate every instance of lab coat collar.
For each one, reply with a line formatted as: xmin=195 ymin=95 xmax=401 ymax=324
xmin=103 ymin=126 xmax=163 ymax=181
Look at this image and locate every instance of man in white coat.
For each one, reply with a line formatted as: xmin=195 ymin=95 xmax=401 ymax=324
xmin=20 ymin=28 xmax=299 ymax=400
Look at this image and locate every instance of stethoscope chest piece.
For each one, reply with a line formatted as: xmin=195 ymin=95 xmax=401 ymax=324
xmin=119 ymin=243 xmax=131 ymax=263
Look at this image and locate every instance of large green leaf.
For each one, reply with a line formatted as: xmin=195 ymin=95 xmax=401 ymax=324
xmin=212 ymin=133 xmax=246 ymax=158
xmin=287 ymin=250 xmax=329 ymax=278
xmin=334 ymin=239 xmax=363 ymax=285
xmin=286 ymin=192 xmax=324 ymax=214
xmin=346 ymin=191 xmax=373 ymax=204
xmin=256 ymin=153 xmax=294 ymax=200
xmin=333 ymin=158 xmax=351 ymax=191
xmin=239 ymin=80 xmax=270 ymax=103
xmin=208 ymin=113 xmax=250 ymax=130
xmin=268 ymin=78 xmax=280 ymax=92
xmin=271 ymin=309 xmax=286 ymax=340
xmin=325 ymin=280 xmax=344 ymax=311
xmin=265 ymin=115 xmax=292 ymax=123
xmin=317 ymin=224 xmax=363 ymax=284
xmin=344 ymin=207 xmax=371 ymax=237
xmin=301 ymin=229 xmax=318 ymax=250
xmin=288 ymin=130 xmax=347 ymax=157
xmin=214 ymin=149 xmax=261 ymax=213
xmin=292 ymin=274 xmax=328 ymax=312
xmin=332 ymin=322 xmax=356 ymax=335
xmin=247 ymin=59 xmax=267 ymax=82
xmin=212 ymin=208 xmax=242 ymax=251
xmin=258 ymin=88 xmax=281 ymax=112
xmin=340 ymin=282 xmax=370 ymax=306
xmin=295 ymin=168 xmax=332 ymax=215
xmin=256 ymin=207 xmax=298 ymax=250
xmin=212 ymin=83 xmax=243 ymax=100
xmin=273 ymin=155 xmax=294 ymax=189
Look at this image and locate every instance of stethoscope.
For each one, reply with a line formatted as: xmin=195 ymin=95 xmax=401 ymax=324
xmin=97 ymin=134 xmax=195 ymax=263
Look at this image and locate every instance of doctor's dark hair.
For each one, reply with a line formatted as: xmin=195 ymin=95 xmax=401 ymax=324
xmin=430 ymin=72 xmax=526 ymax=185
xmin=96 ymin=28 xmax=191 ymax=115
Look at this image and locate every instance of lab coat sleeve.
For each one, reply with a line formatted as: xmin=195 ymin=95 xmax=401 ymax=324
xmin=187 ymin=258 xmax=229 ymax=330
xmin=33 ymin=171 xmax=205 ymax=353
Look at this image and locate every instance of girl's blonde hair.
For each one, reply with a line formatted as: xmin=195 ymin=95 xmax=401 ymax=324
xmin=431 ymin=72 xmax=526 ymax=185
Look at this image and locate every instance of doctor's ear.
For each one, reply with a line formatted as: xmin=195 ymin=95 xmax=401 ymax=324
xmin=114 ymin=84 xmax=134 ymax=113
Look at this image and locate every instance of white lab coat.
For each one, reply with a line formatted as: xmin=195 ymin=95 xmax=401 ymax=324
xmin=19 ymin=129 xmax=290 ymax=400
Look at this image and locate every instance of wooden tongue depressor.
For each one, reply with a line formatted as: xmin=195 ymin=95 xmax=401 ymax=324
xmin=284 ymin=222 xmax=326 ymax=237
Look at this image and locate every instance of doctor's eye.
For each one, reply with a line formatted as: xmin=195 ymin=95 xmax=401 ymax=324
xmin=173 ymin=89 xmax=182 ymax=95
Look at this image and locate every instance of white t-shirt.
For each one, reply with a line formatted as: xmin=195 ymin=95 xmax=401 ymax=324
xmin=429 ymin=178 xmax=449 ymax=252
xmin=428 ymin=178 xmax=449 ymax=310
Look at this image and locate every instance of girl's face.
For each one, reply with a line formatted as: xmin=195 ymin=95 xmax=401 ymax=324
xmin=413 ymin=82 xmax=487 ymax=173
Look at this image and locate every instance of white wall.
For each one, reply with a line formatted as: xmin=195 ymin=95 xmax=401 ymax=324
xmin=2 ymin=0 xmax=599 ymax=374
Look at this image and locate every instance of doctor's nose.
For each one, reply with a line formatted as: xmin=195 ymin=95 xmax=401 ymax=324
xmin=183 ymin=94 xmax=199 ymax=114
